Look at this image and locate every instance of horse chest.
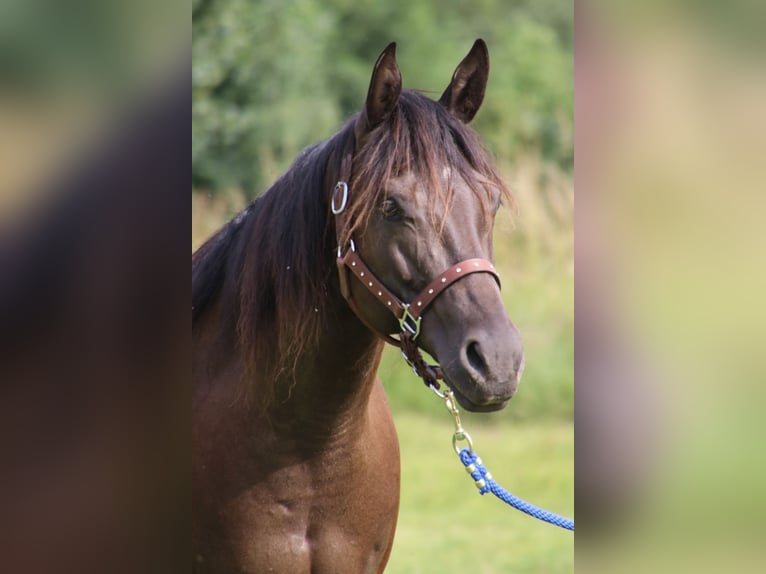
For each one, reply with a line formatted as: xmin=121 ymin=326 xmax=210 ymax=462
xmin=195 ymin=400 xmax=400 ymax=574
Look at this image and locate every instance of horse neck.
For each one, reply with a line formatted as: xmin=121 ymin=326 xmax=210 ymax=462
xmin=233 ymin=155 xmax=384 ymax=435
xmin=258 ymin=276 xmax=385 ymax=446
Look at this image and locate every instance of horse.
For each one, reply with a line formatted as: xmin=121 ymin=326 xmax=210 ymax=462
xmin=192 ymin=39 xmax=524 ymax=574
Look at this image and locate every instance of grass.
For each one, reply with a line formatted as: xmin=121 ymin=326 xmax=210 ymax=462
xmin=387 ymin=412 xmax=573 ymax=573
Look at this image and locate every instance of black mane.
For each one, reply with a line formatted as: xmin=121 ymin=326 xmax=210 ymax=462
xmin=191 ymin=120 xmax=355 ymax=330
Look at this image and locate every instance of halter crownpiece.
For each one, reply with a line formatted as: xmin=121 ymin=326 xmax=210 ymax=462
xmin=330 ymin=145 xmax=502 ymax=390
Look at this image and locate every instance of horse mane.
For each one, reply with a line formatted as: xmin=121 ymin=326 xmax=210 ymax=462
xmin=192 ymin=121 xmax=355 ymax=409
xmin=192 ymin=89 xmax=511 ymax=412
xmin=192 ymin=209 xmax=247 ymax=325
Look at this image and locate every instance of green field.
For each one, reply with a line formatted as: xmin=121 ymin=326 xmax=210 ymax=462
xmin=387 ymin=411 xmax=573 ymax=573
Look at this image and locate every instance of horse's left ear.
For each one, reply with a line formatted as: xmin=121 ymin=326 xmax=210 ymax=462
xmin=356 ymin=42 xmax=402 ymax=140
xmin=439 ymin=39 xmax=489 ymax=123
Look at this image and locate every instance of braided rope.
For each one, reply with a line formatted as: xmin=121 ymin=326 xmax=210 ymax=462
xmin=458 ymin=448 xmax=574 ymax=531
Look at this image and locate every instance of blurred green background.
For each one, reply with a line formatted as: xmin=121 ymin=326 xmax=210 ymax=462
xmin=193 ymin=1 xmax=573 ymax=571
xmin=192 ymin=0 xmax=572 ymax=194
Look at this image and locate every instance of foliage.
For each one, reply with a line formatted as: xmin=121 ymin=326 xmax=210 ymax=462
xmin=193 ymin=0 xmax=573 ymax=195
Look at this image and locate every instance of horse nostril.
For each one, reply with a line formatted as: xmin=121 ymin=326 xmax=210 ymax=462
xmin=466 ymin=340 xmax=488 ymax=377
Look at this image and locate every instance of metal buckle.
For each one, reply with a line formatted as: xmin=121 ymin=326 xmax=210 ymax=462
xmin=331 ymin=181 xmax=349 ymax=215
xmin=398 ymin=305 xmax=422 ymax=339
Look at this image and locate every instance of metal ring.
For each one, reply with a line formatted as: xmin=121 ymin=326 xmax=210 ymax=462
xmin=452 ymin=431 xmax=474 ymax=455
xmin=331 ymin=181 xmax=349 ymax=214
xmin=428 ymin=382 xmax=446 ymax=399
xmin=337 ymin=239 xmax=356 ymax=258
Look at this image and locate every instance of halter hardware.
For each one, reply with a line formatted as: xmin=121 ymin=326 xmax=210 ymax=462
xmin=331 ymin=181 xmax=349 ymax=214
xmin=398 ymin=305 xmax=422 ymax=339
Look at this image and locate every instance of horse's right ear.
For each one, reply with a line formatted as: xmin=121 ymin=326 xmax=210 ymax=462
xmin=439 ymin=39 xmax=489 ymax=123
xmin=356 ymin=42 xmax=401 ymax=140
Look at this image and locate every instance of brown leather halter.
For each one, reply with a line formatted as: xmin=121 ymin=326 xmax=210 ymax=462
xmin=331 ymin=146 xmax=501 ymax=389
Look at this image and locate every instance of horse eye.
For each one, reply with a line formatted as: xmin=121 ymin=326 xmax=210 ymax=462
xmin=381 ymin=199 xmax=403 ymax=220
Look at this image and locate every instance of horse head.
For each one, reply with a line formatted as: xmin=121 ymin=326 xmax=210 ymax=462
xmin=337 ymin=41 xmax=524 ymax=412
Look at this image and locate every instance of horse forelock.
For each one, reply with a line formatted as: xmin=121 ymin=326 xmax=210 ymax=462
xmin=341 ymin=90 xmax=513 ymax=246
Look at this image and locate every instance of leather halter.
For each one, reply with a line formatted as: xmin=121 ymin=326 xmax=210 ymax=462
xmin=331 ymin=145 xmax=501 ymax=388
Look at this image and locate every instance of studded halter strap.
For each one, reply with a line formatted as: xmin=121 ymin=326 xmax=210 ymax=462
xmin=331 ymin=144 xmax=501 ymax=388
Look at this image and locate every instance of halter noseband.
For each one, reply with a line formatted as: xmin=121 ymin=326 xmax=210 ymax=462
xmin=331 ymin=147 xmax=501 ymax=389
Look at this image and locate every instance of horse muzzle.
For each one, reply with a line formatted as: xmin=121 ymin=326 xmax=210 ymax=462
xmin=437 ymin=320 xmax=524 ymax=413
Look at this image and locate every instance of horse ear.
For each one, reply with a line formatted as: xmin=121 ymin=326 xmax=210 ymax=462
xmin=439 ymin=39 xmax=489 ymax=123
xmin=357 ymin=42 xmax=401 ymax=139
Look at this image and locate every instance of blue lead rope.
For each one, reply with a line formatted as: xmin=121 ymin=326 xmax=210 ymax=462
xmin=458 ymin=448 xmax=574 ymax=531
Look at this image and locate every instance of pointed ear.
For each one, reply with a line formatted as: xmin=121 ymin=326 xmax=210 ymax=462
xmin=356 ymin=42 xmax=401 ymax=139
xmin=439 ymin=39 xmax=489 ymax=123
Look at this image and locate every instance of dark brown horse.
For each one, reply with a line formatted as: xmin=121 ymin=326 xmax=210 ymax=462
xmin=193 ymin=40 xmax=524 ymax=574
